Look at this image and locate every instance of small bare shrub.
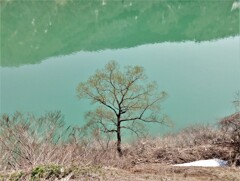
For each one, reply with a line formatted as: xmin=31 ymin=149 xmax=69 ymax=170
xmin=163 ymin=124 xmax=221 ymax=147
xmin=0 ymin=112 xmax=133 ymax=171
xmin=126 ymin=125 xmax=232 ymax=165
xmin=219 ymin=112 xmax=240 ymax=166
xmin=0 ymin=111 xmax=69 ymax=170
xmin=1 ymin=111 xmax=239 ymax=173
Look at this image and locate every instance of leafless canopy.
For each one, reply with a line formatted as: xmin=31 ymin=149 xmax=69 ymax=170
xmin=76 ymin=61 xmax=170 ymax=156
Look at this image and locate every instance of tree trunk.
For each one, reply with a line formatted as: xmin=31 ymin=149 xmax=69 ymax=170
xmin=117 ymin=121 xmax=123 ymax=157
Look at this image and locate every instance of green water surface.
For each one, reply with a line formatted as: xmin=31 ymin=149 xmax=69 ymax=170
xmin=0 ymin=0 xmax=240 ymax=136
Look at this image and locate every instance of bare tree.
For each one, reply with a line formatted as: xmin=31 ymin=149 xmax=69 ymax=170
xmin=76 ymin=61 xmax=170 ymax=156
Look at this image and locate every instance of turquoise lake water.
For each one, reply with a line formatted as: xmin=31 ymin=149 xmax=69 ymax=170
xmin=1 ymin=0 xmax=240 ymax=136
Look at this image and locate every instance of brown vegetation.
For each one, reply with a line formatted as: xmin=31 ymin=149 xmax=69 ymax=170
xmin=219 ymin=112 xmax=240 ymax=166
xmin=1 ymin=164 xmax=240 ymax=181
xmin=0 ymin=112 xmax=240 ymax=180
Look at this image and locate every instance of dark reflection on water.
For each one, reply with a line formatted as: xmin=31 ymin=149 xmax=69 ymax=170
xmin=1 ymin=0 xmax=239 ymax=67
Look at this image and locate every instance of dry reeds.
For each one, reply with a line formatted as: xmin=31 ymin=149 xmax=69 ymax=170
xmin=0 ymin=111 xmax=239 ymax=175
xmin=0 ymin=112 xmax=131 ymax=172
xmin=124 ymin=125 xmax=233 ymax=166
xmin=219 ymin=111 xmax=240 ymax=166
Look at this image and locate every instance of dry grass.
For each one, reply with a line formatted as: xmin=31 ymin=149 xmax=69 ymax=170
xmin=0 ymin=112 xmax=239 ymax=180
xmin=0 ymin=112 xmax=132 ymax=171
xmin=130 ymin=163 xmax=240 ymax=181
xmin=219 ymin=112 xmax=240 ymax=165
xmin=1 ymin=164 xmax=240 ymax=181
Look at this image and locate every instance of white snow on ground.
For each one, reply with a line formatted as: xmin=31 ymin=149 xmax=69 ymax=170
xmin=173 ymin=159 xmax=227 ymax=167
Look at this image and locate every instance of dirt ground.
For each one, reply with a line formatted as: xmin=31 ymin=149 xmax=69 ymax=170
xmin=1 ymin=163 xmax=240 ymax=181
xmin=103 ymin=164 xmax=240 ymax=181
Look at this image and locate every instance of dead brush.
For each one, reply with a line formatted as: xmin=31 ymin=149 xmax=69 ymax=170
xmin=0 ymin=111 xmax=71 ymax=170
xmin=1 ymin=111 xmax=239 ymax=174
xmin=162 ymin=124 xmax=222 ymax=147
xmin=125 ymin=125 xmax=234 ymax=166
xmin=0 ymin=112 xmax=133 ymax=172
xmin=219 ymin=112 xmax=240 ymax=166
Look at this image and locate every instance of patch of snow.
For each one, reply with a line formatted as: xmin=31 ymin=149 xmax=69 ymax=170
xmin=173 ymin=159 xmax=227 ymax=167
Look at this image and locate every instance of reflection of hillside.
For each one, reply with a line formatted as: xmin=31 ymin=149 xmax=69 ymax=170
xmin=1 ymin=0 xmax=239 ymax=67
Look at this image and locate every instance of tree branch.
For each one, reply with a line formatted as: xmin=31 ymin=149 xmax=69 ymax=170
xmin=120 ymin=96 xmax=163 ymax=122
xmin=97 ymin=119 xmax=117 ymax=133
xmin=120 ymin=126 xmax=145 ymax=137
